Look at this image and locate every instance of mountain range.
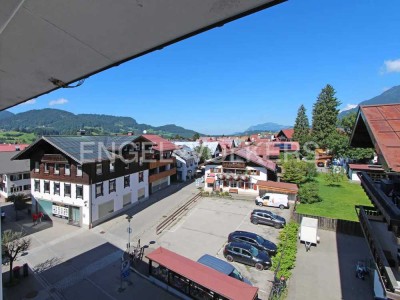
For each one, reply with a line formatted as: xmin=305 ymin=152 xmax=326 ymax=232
xmin=339 ymin=85 xmax=400 ymax=118
xmin=0 ymin=108 xmax=200 ymax=139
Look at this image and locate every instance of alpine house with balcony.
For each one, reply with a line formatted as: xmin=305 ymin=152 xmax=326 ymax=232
xmin=12 ymin=134 xmax=175 ymax=228
xmin=350 ymin=104 xmax=400 ymax=299
xmin=204 ymin=148 xmax=277 ymax=194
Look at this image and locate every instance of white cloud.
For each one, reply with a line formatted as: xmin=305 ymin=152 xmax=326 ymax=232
xmin=340 ymin=104 xmax=357 ymax=112
xmin=383 ymin=58 xmax=400 ymax=73
xmin=21 ymin=99 xmax=36 ymax=105
xmin=49 ymin=98 xmax=68 ymax=106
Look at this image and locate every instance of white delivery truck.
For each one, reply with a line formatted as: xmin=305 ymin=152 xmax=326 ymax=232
xmin=255 ymin=193 xmax=289 ymax=209
xmin=299 ymin=217 xmax=320 ymax=251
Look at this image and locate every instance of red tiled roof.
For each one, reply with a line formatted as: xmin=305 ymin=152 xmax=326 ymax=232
xmin=141 ymin=134 xmax=176 ymax=151
xmin=247 ymin=143 xmax=280 ymax=157
xmin=348 ymin=164 xmax=384 ymax=171
xmin=351 ymin=104 xmax=400 ymax=172
xmin=234 ymin=148 xmax=276 ymax=171
xmin=146 ymin=247 xmax=258 ymax=300
xmin=281 ymin=129 xmax=294 ymax=139
xmin=257 ymin=180 xmax=299 ymax=194
xmin=0 ymin=144 xmax=30 ymax=152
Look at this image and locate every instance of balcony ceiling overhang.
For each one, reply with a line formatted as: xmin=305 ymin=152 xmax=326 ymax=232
xmin=0 ymin=0 xmax=285 ymax=111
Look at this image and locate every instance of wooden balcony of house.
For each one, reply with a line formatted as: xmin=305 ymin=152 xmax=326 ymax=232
xmin=149 ymin=168 xmax=176 ymax=183
xmin=356 ymin=206 xmax=400 ymax=299
xmin=149 ymin=157 xmax=176 ymax=170
xmin=41 ymin=154 xmax=68 ymax=163
xmin=359 ymin=172 xmax=400 ymax=227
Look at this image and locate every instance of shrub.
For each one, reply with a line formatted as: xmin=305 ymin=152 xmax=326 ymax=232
xmin=271 ymin=221 xmax=299 ymax=279
xmin=298 ymin=182 xmax=320 ymax=204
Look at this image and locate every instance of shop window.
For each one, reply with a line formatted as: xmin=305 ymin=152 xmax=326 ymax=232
xmin=150 ymin=262 xmax=168 ymax=283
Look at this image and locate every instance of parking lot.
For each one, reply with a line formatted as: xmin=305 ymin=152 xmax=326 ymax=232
xmin=156 ymin=196 xmax=292 ymax=299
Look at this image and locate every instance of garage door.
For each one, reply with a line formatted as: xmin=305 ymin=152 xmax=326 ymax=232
xmin=98 ymin=200 xmax=114 ymax=219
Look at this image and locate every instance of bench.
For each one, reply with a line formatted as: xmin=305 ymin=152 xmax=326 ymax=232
xmin=229 ymin=188 xmax=239 ymax=194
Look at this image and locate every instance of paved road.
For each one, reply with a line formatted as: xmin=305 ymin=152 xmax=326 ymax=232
xmin=287 ymin=230 xmax=375 ymax=300
xmin=3 ymin=182 xmax=199 ymax=300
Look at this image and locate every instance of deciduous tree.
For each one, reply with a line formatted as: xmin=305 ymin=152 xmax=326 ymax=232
xmin=2 ymin=230 xmax=31 ymax=283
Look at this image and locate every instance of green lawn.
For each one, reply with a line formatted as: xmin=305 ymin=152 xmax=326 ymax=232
xmin=0 ymin=131 xmax=37 ymax=144
xmin=295 ymin=174 xmax=373 ymax=221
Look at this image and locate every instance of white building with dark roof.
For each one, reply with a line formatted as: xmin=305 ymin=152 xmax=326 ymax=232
xmin=173 ymin=148 xmax=198 ymax=182
xmin=0 ymin=151 xmax=31 ymax=199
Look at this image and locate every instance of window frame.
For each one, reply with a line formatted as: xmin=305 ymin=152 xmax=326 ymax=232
xmin=76 ymin=164 xmax=83 ymax=177
xmin=96 ymin=163 xmax=103 ymax=175
xmin=34 ymin=180 xmax=40 ymax=192
xmin=95 ymin=182 xmax=103 ymax=198
xmin=44 ymin=181 xmax=50 ymax=193
xmin=65 ymin=164 xmax=71 ymax=176
xmin=54 ymin=182 xmax=60 ymax=195
xmin=54 ymin=163 xmax=60 ymax=175
xmin=34 ymin=161 xmax=40 ymax=172
xmin=64 ymin=183 xmax=71 ymax=197
xmin=76 ymin=184 xmax=83 ymax=199
xmin=124 ymin=175 xmax=130 ymax=188
xmin=109 ymin=179 xmax=116 ymax=193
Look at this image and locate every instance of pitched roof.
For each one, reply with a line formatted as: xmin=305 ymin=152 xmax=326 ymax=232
xmin=146 ymin=247 xmax=258 ymax=300
xmin=0 ymin=151 xmax=30 ymax=173
xmin=174 ymin=141 xmax=220 ymax=155
xmin=173 ymin=148 xmax=197 ymax=161
xmin=256 ymin=180 xmax=298 ymax=194
xmin=348 ymin=164 xmax=384 ymax=171
xmin=0 ymin=144 xmax=30 ymax=152
xmin=13 ymin=135 xmax=137 ymax=164
xmin=140 ymin=134 xmax=176 ymax=151
xmin=350 ymin=104 xmax=400 ymax=172
xmin=233 ymin=148 xmax=276 ymax=171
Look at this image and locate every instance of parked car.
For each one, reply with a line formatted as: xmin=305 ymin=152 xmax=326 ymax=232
xmin=255 ymin=193 xmax=289 ymax=209
xmin=228 ymin=231 xmax=277 ymax=255
xmin=197 ymin=254 xmax=252 ymax=285
xmin=223 ymin=242 xmax=271 ymax=271
xmin=250 ymin=209 xmax=286 ymax=228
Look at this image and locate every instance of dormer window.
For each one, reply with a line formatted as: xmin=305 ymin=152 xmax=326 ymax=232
xmin=96 ymin=163 xmax=103 ymax=175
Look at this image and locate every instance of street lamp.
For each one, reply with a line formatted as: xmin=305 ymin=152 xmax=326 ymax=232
xmin=126 ymin=215 xmax=132 ymax=252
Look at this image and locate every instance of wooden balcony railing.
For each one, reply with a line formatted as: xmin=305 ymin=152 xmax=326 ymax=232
xmin=357 ymin=206 xmax=400 ymax=298
xmin=149 ymin=157 xmax=175 ymax=170
xmin=149 ymin=168 xmax=176 ymax=183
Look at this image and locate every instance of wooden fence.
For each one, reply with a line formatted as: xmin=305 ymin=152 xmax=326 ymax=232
xmin=291 ymin=211 xmax=363 ymax=237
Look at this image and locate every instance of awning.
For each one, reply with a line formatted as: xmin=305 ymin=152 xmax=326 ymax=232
xmin=0 ymin=0 xmax=285 ymax=110
xmin=206 ymin=177 xmax=216 ymax=184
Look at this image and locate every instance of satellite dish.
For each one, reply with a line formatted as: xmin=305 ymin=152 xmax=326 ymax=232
xmin=143 ymin=130 xmax=147 ymax=134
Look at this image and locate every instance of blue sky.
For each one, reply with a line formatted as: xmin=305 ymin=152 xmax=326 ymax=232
xmin=10 ymin=0 xmax=400 ymax=135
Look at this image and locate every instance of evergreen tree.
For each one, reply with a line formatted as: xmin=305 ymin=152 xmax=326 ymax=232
xmin=311 ymin=84 xmax=341 ymax=149
xmin=292 ymin=105 xmax=310 ymax=156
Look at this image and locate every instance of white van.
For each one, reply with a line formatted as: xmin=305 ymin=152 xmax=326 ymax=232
xmin=255 ymin=193 xmax=289 ymax=209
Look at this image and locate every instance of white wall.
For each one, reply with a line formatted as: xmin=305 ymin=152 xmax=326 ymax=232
xmin=0 ymin=172 xmax=31 ymax=198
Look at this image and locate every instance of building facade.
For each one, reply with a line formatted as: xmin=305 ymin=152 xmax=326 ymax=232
xmin=173 ymin=148 xmax=198 ymax=182
xmin=13 ymin=134 xmax=176 ymax=228
xmin=0 ymin=151 xmax=31 ymax=199
xmin=204 ymin=148 xmax=277 ymax=195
